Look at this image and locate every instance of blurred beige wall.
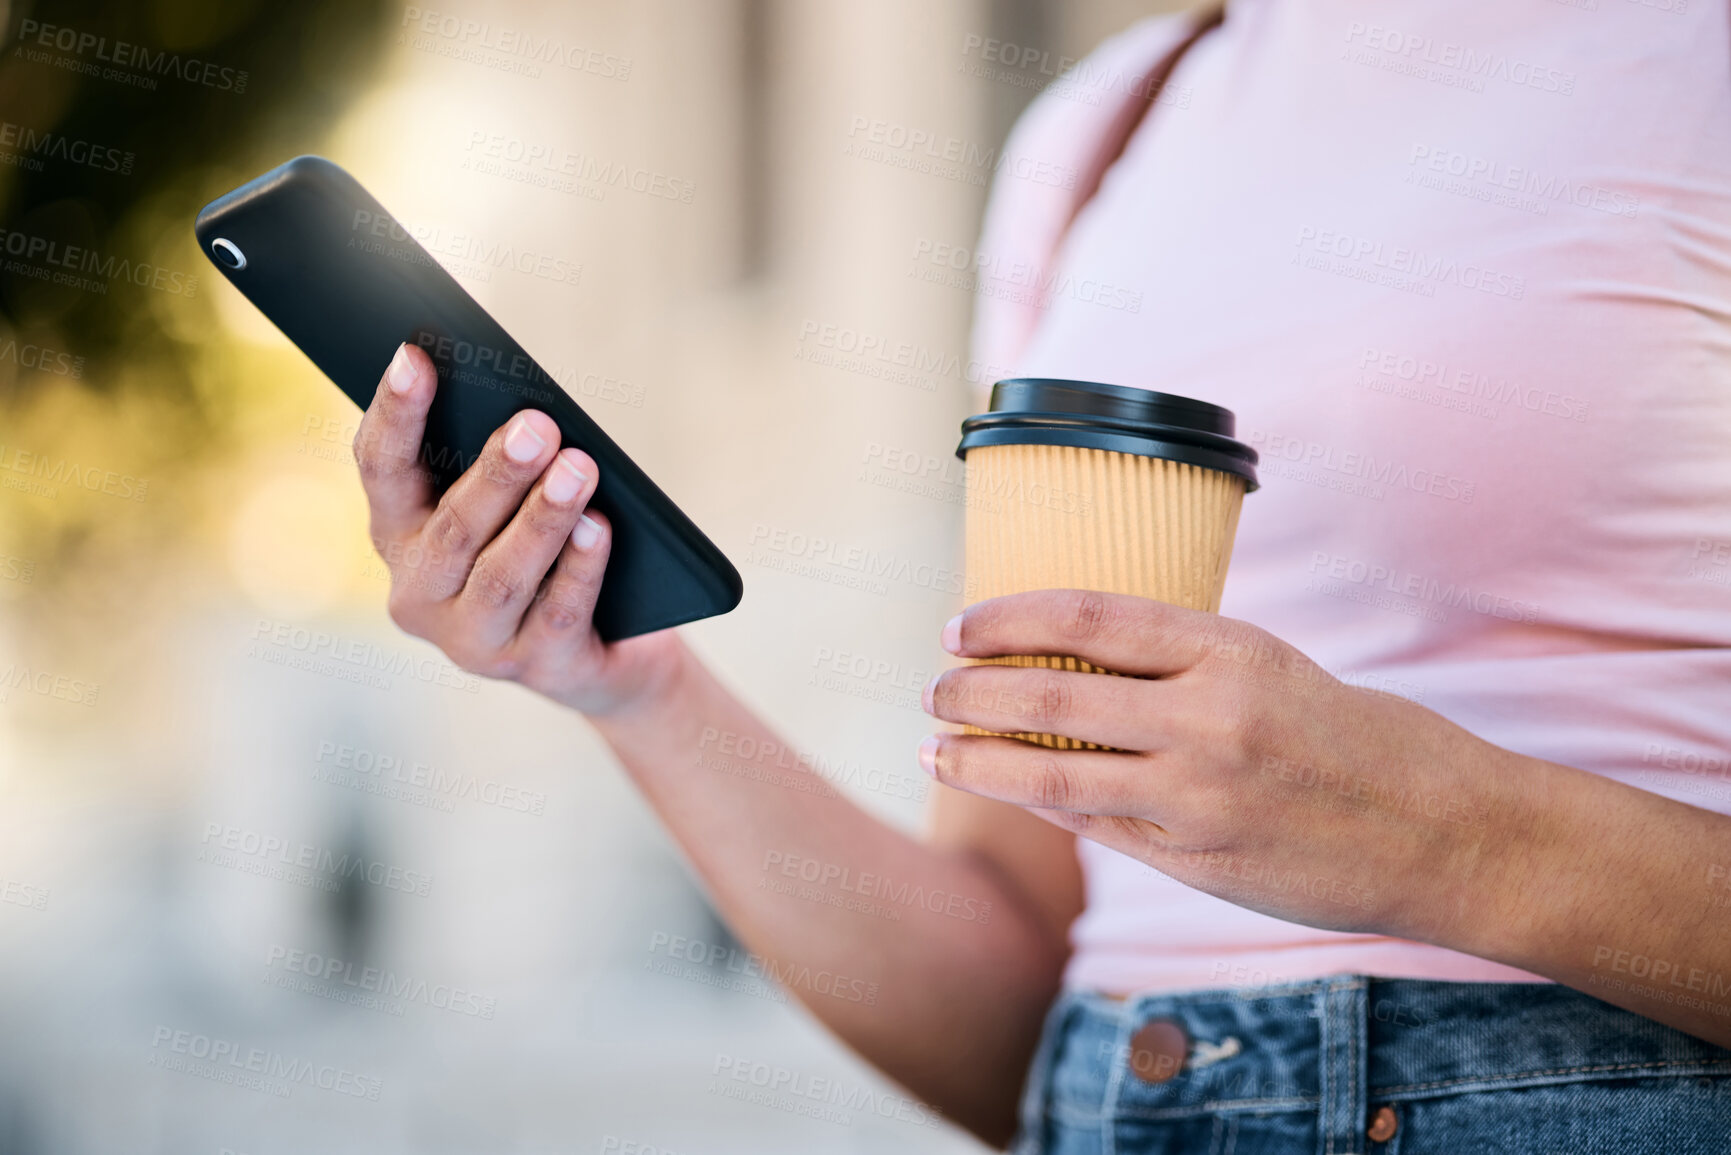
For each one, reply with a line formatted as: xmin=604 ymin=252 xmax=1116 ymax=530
xmin=0 ymin=2 xmax=1198 ymax=1151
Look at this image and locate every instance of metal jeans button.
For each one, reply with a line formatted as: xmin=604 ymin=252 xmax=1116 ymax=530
xmin=1127 ymin=1018 xmax=1189 ymax=1084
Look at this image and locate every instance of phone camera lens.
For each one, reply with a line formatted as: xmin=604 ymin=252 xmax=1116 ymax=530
xmin=211 ymin=238 xmax=247 ymax=270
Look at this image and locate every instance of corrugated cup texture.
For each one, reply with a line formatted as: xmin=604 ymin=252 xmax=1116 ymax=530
xmin=961 ymin=442 xmax=1246 ymax=749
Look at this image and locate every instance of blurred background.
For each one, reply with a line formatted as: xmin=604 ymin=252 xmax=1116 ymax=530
xmin=0 ymin=0 xmax=1190 ymax=1150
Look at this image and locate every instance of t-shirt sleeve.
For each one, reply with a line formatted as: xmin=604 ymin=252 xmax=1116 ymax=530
xmin=968 ymin=12 xmax=1204 ymax=406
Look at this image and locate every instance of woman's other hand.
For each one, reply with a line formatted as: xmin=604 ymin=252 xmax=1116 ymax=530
xmin=918 ymin=589 xmax=1517 ymax=944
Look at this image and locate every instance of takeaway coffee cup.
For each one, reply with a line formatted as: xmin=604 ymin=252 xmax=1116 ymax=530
xmin=954 ymin=378 xmax=1260 ymax=750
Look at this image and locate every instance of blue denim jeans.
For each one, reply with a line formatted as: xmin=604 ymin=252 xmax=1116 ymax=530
xmin=1011 ymin=978 xmax=1731 ymax=1154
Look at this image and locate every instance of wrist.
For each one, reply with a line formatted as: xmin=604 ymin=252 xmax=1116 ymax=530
xmin=1405 ymin=740 xmax=1558 ymax=966
xmin=579 ymin=630 xmax=701 ymax=732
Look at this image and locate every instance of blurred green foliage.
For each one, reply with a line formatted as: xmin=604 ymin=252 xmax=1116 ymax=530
xmin=0 ymin=0 xmax=392 ymax=406
xmin=0 ymin=0 xmax=393 ymax=607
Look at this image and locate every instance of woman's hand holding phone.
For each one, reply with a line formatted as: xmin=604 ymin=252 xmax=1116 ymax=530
xmin=351 ymin=342 xmax=686 ymax=716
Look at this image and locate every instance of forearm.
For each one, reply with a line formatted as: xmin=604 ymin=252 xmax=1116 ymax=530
xmin=1426 ymin=747 xmax=1731 ymax=1046
xmin=590 ymin=636 xmax=1066 ymax=1144
xmin=340 ymin=348 xmax=1058 ymax=1140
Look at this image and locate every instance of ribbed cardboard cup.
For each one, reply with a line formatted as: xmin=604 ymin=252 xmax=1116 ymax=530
xmin=955 ymin=379 xmax=1259 ymax=750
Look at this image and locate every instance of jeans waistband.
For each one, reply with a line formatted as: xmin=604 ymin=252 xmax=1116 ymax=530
xmin=1020 ymin=978 xmax=1731 ymax=1141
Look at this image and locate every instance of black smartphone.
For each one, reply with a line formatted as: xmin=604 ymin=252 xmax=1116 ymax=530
xmin=194 ymin=155 xmax=742 ymax=642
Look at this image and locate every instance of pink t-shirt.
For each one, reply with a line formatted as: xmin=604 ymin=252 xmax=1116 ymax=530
xmin=970 ymin=0 xmax=1731 ymax=994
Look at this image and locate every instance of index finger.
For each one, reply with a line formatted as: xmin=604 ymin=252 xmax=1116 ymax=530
xmin=944 ymin=589 xmax=1218 ymax=676
xmin=353 ymin=342 xmax=438 ymax=547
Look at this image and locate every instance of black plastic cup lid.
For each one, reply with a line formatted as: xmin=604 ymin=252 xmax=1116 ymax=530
xmin=956 ymin=378 xmax=1259 ymax=492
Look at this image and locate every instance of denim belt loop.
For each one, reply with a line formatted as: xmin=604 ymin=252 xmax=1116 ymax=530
xmin=1319 ymin=978 xmax=1370 ymax=1155
xmin=1011 ymin=991 xmax=1078 ymax=1155
xmin=1098 ymin=996 xmax=1138 ymax=1155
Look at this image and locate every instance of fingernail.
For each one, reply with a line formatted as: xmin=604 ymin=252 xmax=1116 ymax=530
xmin=573 ymin=514 xmax=602 ymax=549
xmin=941 ymin=612 xmax=963 ymax=654
xmin=504 ymin=415 xmax=547 ymax=463
xmin=917 ymin=735 xmax=939 ymax=777
xmin=545 ymin=453 xmax=587 ymax=504
xmin=386 ymin=343 xmax=417 ymax=395
xmin=922 ymin=673 xmax=939 ymax=714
